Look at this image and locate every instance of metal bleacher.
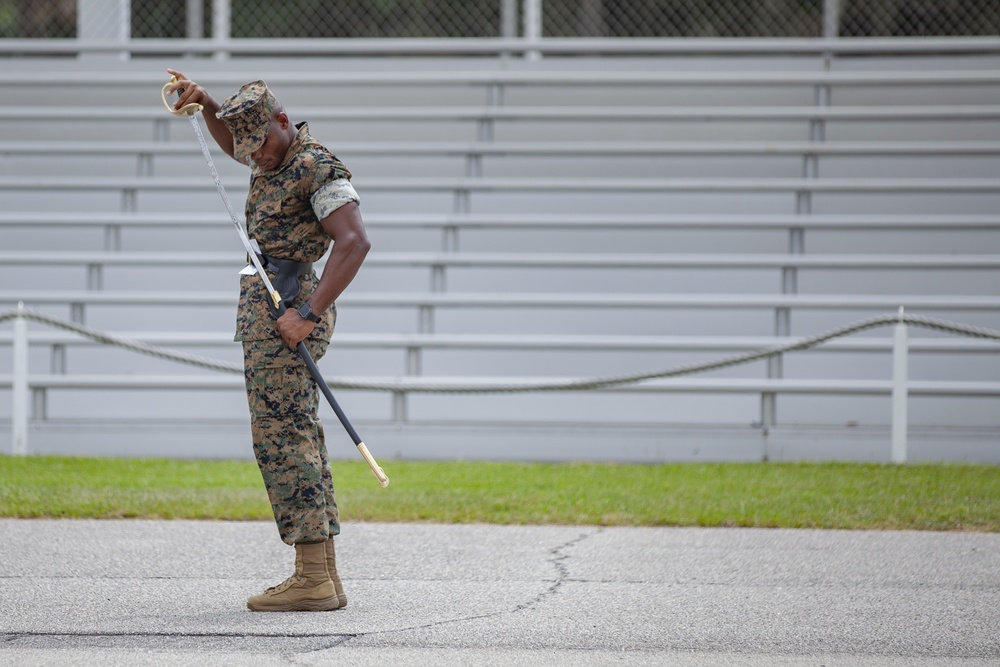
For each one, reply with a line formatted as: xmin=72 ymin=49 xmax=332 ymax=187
xmin=1 ymin=39 xmax=999 ymax=463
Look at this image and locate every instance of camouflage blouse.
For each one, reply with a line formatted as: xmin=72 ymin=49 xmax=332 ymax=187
xmin=235 ymin=122 xmax=357 ymax=343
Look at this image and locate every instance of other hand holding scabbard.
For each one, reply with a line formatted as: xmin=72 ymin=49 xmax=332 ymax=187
xmin=277 ymin=308 xmax=315 ymax=349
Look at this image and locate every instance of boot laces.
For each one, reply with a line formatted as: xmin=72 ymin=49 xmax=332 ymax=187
xmin=265 ymin=573 xmax=304 ymax=594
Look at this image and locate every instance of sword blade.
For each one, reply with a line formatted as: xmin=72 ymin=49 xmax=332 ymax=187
xmin=187 ymin=113 xmax=281 ymax=308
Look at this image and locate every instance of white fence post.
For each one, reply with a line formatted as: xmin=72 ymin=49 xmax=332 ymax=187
xmin=891 ymin=307 xmax=908 ymax=463
xmin=212 ymin=0 xmax=231 ymax=60
xmin=77 ymin=0 xmax=131 ymax=60
xmin=12 ymin=302 xmax=28 ymax=455
xmin=823 ymin=0 xmax=841 ymax=38
xmin=186 ymin=0 xmax=204 ymax=39
xmin=501 ymin=0 xmax=517 ymax=38
xmin=523 ymin=0 xmax=542 ymax=60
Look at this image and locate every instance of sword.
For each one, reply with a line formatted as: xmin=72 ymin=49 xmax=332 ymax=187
xmin=161 ymin=77 xmax=389 ymax=488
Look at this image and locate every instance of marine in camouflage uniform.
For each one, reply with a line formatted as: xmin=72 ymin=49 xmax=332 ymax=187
xmin=166 ymin=70 xmax=371 ymax=612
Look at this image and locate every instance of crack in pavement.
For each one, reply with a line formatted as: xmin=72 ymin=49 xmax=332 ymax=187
xmin=0 ymin=631 xmax=358 ymax=657
xmin=349 ymin=527 xmax=602 ymax=642
xmin=1 ymin=632 xmax=357 ymax=639
xmin=2 ymin=529 xmax=602 ymax=656
xmin=510 ymin=529 xmax=596 ymax=614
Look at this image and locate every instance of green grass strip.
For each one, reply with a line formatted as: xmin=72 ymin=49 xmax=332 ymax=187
xmin=0 ymin=455 xmax=997 ymax=531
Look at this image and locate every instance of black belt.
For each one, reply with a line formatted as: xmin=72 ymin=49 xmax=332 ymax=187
xmin=254 ymin=253 xmax=313 ymax=316
xmin=256 ymin=253 xmax=312 ymax=276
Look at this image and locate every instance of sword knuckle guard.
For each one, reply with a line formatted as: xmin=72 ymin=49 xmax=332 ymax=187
xmin=161 ymin=77 xmax=203 ymax=118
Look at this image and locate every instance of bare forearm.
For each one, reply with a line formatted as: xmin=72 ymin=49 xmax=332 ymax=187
xmin=308 ymin=235 xmax=371 ymax=313
xmin=275 ymin=199 xmax=369 ymax=349
xmin=308 ymin=202 xmax=371 ymax=313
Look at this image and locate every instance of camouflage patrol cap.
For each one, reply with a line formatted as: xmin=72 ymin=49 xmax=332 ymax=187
xmin=216 ymin=80 xmax=275 ymax=163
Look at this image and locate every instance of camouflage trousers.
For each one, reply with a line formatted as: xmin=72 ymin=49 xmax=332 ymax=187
xmin=243 ymin=336 xmax=340 ymax=545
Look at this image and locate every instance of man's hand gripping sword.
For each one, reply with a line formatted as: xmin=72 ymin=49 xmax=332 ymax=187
xmin=161 ymin=76 xmax=389 ymax=488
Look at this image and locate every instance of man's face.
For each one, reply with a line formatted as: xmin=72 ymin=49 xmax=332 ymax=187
xmin=250 ymin=115 xmax=291 ymax=171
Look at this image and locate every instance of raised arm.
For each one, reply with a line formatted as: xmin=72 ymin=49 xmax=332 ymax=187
xmin=165 ymin=68 xmax=237 ymax=160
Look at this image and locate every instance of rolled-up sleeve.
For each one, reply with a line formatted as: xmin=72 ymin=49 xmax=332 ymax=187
xmin=311 ymin=178 xmax=360 ymax=220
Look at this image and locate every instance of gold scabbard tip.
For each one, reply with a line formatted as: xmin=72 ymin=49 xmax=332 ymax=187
xmin=357 ymin=442 xmax=390 ymax=488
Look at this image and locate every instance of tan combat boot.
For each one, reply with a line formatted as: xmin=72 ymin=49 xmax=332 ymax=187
xmin=247 ymin=541 xmax=341 ymax=612
xmin=325 ymin=538 xmax=348 ymax=608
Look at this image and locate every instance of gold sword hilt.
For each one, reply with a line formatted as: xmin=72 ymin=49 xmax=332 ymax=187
xmin=161 ymin=76 xmax=204 ymax=117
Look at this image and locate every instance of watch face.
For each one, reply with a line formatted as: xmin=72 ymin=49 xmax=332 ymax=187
xmin=298 ymin=304 xmax=318 ymax=322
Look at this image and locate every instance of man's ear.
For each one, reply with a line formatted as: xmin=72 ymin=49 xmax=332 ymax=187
xmin=275 ymin=111 xmax=290 ymax=129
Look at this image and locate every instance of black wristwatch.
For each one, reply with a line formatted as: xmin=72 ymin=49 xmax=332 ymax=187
xmin=297 ymin=303 xmax=322 ymax=323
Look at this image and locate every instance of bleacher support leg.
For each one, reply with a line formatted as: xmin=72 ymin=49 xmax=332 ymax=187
xmin=891 ymin=307 xmax=909 ymax=463
xmin=393 ymin=391 xmax=408 ymax=423
xmin=12 ymin=302 xmax=28 ymax=455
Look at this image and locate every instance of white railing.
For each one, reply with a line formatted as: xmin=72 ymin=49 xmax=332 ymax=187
xmin=3 ymin=305 xmax=1000 ymax=462
xmin=3 ymin=36 xmax=1000 ymax=58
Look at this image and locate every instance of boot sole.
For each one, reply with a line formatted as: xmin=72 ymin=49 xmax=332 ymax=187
xmin=247 ymin=596 xmax=342 ymax=612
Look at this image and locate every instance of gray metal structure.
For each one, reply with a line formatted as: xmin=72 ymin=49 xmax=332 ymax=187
xmin=0 ymin=37 xmax=998 ymax=462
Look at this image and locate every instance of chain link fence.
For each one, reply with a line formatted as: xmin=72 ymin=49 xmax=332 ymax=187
xmin=840 ymin=0 xmax=1000 ymax=37
xmin=0 ymin=0 xmax=998 ymax=40
xmin=544 ymin=0 xmax=1000 ymax=38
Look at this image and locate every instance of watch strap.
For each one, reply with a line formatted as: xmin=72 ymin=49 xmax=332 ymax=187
xmin=297 ymin=303 xmax=321 ymax=323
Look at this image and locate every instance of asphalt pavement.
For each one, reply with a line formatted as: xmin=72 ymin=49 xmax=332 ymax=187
xmin=0 ymin=519 xmax=998 ymax=666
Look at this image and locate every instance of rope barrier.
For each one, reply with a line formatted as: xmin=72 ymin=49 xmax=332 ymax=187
xmin=1 ymin=307 xmax=998 ymax=394
xmin=0 ymin=307 xmax=242 ymax=374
